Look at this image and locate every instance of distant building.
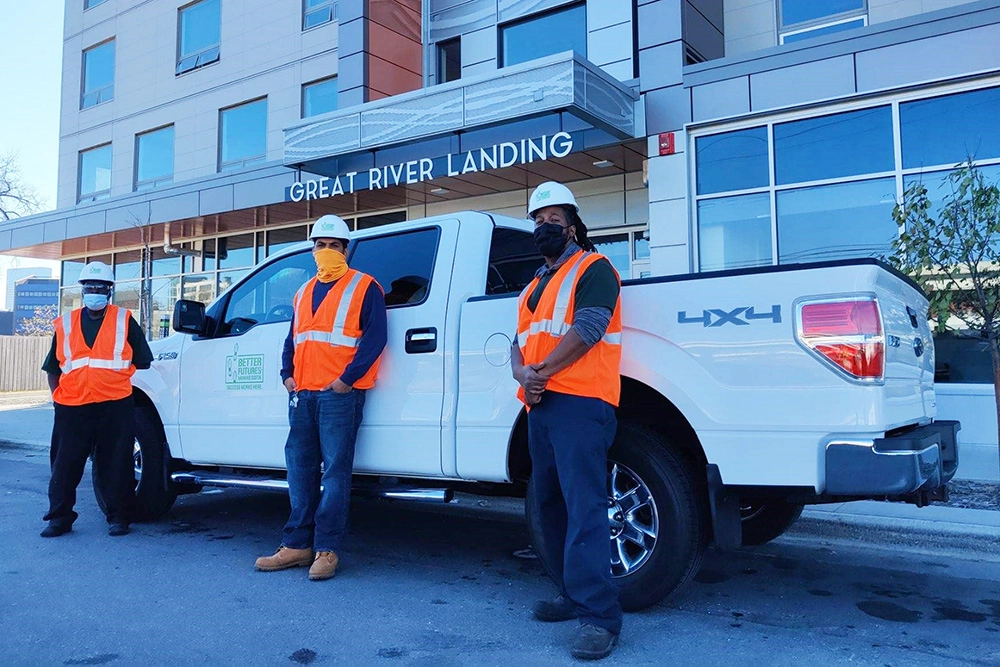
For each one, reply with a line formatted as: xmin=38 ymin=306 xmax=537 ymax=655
xmin=4 ymin=267 xmax=52 ymax=311
xmin=0 ymin=311 xmax=12 ymax=336
xmin=13 ymin=277 xmax=60 ymax=336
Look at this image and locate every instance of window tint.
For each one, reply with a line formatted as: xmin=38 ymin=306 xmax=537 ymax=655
xmin=780 ymin=0 xmax=865 ymax=27
xmin=177 ymin=0 xmax=221 ymax=75
xmin=350 ymin=228 xmax=440 ymax=307
xmin=777 ymin=177 xmax=896 ymax=263
xmin=135 ymin=126 xmax=174 ymax=190
xmin=78 ymin=144 xmax=112 ymax=202
xmin=487 ymin=227 xmax=538 ymax=295
xmin=696 ymin=127 xmax=769 ymax=195
xmin=500 ymin=3 xmax=586 ymax=68
xmin=437 ymin=38 xmax=461 ymax=84
xmin=304 ymin=0 xmax=335 ymax=30
xmin=302 ymin=77 xmax=338 ymax=118
xmin=900 ymin=86 xmax=1000 ymax=169
xmin=774 ymin=106 xmax=893 ymax=185
xmin=82 ymin=40 xmax=115 ymax=109
xmin=220 ymin=99 xmax=267 ymax=171
xmin=698 ymin=193 xmax=772 ymax=271
xmin=221 ymin=251 xmax=316 ymax=335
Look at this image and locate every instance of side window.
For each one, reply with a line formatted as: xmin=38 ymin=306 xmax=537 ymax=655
xmin=487 ymin=227 xmax=539 ymax=295
xmin=349 ymin=228 xmax=440 ymax=308
xmin=219 ymin=250 xmax=315 ymax=335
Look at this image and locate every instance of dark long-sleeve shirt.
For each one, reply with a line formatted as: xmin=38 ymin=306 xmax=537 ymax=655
xmin=280 ymin=278 xmax=388 ymax=387
xmin=42 ymin=309 xmax=154 ymax=375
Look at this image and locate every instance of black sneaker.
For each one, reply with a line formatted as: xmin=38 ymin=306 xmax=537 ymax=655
xmin=40 ymin=522 xmax=72 ymax=538
xmin=532 ymin=594 xmax=578 ymax=622
xmin=108 ymin=523 xmax=130 ymax=537
xmin=570 ymin=623 xmax=619 ymax=661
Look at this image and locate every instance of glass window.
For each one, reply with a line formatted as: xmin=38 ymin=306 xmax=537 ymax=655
xmin=303 ymin=0 xmax=335 ymax=30
xmin=900 ymin=86 xmax=1000 ymax=169
xmin=221 ymin=251 xmax=315 ymax=335
xmin=266 ymin=226 xmax=308 ymax=257
xmin=182 ymin=273 xmax=216 ymax=305
xmin=500 ymin=3 xmax=586 ymax=68
xmin=633 ymin=231 xmax=650 ymax=260
xmin=593 ymin=234 xmax=631 ymax=279
xmin=218 ymin=233 xmax=255 ymax=268
xmin=61 ymin=260 xmax=85 ymax=287
xmin=150 ymin=277 xmax=180 ymax=341
xmin=177 ymin=0 xmax=221 ymax=75
xmin=903 ymin=164 xmax=1000 ymax=254
xmin=774 ymin=106 xmax=893 ymax=185
xmin=220 ymin=99 xmax=268 ymax=171
xmin=782 ymin=17 xmax=865 ymax=43
xmin=486 ymin=227 xmax=539 ymax=295
xmin=780 ymin=0 xmax=865 ymax=28
xmin=777 ymin=178 xmax=896 ymax=264
xmin=82 ymin=40 xmax=115 ymax=109
xmin=356 ymin=211 xmax=406 ymax=230
xmin=698 ymin=193 xmax=772 ymax=271
xmin=113 ymin=280 xmax=141 ymax=316
xmin=696 ymin=127 xmax=769 ymax=195
xmin=437 ymin=38 xmax=461 ymax=84
xmin=61 ymin=287 xmax=83 ymax=314
xmin=135 ymin=126 xmax=174 ymax=190
xmin=150 ymin=247 xmax=182 ymax=277
xmin=302 ymin=77 xmax=338 ymax=118
xmin=114 ymin=250 xmax=142 ymax=281
xmin=78 ymin=144 xmax=112 ymax=202
xmin=85 ymin=0 xmax=109 ymax=8
xmin=218 ymin=269 xmax=248 ymax=296
xmin=350 ymin=228 xmax=441 ymax=308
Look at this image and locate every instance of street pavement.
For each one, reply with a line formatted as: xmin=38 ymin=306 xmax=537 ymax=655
xmin=1 ymin=394 xmax=1000 ymax=665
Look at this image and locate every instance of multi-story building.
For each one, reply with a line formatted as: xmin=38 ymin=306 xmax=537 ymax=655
xmin=4 ymin=267 xmax=52 ymax=311
xmin=3 ymin=0 xmax=997 ymax=320
xmin=12 ymin=277 xmax=60 ymax=335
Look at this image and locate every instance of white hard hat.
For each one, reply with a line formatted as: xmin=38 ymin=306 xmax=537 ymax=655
xmin=528 ymin=181 xmax=579 ymax=218
xmin=78 ymin=261 xmax=114 ymax=285
xmin=309 ymin=214 xmax=351 ymax=241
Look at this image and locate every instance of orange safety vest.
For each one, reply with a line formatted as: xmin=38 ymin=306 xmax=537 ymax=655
xmin=53 ymin=305 xmax=136 ymax=406
xmin=517 ymin=250 xmax=623 ymax=407
xmin=292 ymin=270 xmax=383 ymax=391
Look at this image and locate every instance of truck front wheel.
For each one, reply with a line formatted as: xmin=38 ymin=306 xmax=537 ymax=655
xmin=740 ymin=502 xmax=804 ymax=546
xmin=93 ymin=405 xmax=177 ymax=521
xmin=525 ymin=421 xmax=707 ymax=611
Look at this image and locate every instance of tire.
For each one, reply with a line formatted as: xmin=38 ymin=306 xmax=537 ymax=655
xmin=525 ymin=420 xmax=708 ymax=612
xmin=740 ymin=502 xmax=804 ymax=546
xmin=93 ymin=405 xmax=177 ymax=522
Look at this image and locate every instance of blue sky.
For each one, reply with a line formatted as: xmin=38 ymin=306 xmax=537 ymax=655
xmin=0 ymin=4 xmax=65 ymax=306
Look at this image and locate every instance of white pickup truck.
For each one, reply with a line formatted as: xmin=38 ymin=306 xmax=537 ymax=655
xmin=119 ymin=211 xmax=959 ymax=611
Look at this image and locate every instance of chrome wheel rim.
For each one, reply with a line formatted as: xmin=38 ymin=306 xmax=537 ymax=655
xmin=608 ymin=461 xmax=658 ymax=577
xmin=133 ymin=440 xmax=143 ymax=488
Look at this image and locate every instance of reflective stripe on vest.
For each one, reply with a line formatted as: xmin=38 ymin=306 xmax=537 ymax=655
xmin=292 ymin=271 xmax=364 ymax=348
xmin=60 ymin=306 xmax=130 ymax=374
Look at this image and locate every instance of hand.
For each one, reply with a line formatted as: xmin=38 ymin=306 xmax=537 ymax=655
xmin=323 ymin=378 xmax=353 ymax=394
xmin=520 ymin=362 xmax=549 ymax=395
xmin=283 ymin=377 xmax=297 ymax=393
xmin=525 ymin=389 xmax=543 ymax=406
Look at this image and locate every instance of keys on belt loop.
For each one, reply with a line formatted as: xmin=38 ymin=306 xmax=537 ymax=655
xmin=289 ymin=391 xmax=299 ymax=408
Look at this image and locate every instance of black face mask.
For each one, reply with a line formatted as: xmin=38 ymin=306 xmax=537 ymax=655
xmin=534 ymin=222 xmax=569 ymax=258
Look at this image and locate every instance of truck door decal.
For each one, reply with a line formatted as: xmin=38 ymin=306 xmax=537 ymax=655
xmin=677 ymin=305 xmax=782 ymax=327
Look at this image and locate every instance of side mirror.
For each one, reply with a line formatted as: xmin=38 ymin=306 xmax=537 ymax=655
xmin=172 ymin=299 xmax=207 ymax=336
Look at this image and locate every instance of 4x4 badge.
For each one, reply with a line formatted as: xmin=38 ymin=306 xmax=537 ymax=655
xmin=677 ymin=305 xmax=781 ymax=327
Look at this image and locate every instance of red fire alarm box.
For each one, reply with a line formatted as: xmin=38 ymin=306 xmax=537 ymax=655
xmin=658 ymin=132 xmax=675 ymax=156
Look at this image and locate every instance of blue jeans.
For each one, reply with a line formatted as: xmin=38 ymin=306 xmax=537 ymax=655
xmin=282 ymin=388 xmax=366 ymax=552
xmin=528 ymin=391 xmax=622 ymax=635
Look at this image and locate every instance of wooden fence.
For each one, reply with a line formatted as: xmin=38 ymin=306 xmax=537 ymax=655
xmin=0 ymin=335 xmax=51 ymax=392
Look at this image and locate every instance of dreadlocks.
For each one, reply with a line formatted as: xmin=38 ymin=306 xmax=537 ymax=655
xmin=562 ymin=206 xmax=596 ymax=252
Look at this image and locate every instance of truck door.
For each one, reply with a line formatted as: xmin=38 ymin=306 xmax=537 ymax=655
xmin=347 ymin=222 xmax=455 ymax=477
xmin=177 ymin=249 xmax=315 ymax=467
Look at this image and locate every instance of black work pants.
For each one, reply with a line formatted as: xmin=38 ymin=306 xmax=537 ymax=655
xmin=44 ymin=396 xmax=136 ymax=526
xmin=528 ymin=390 xmax=622 ymax=635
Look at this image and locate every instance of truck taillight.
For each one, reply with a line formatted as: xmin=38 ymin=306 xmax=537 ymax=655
xmin=797 ymin=299 xmax=884 ymax=381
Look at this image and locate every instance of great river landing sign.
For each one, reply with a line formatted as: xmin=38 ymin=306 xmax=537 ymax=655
xmin=285 ymin=131 xmax=577 ymax=202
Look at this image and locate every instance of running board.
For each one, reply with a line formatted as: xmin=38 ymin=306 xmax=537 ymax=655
xmin=170 ymin=472 xmax=454 ymax=503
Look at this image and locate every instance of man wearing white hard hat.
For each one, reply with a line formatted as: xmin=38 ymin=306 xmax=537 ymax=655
xmin=39 ymin=261 xmax=153 ymax=537
xmin=255 ymin=214 xmax=387 ymax=581
xmin=512 ymin=181 xmax=624 ymax=660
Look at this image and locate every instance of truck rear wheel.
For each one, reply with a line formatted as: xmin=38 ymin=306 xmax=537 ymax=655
xmin=525 ymin=420 xmax=707 ymax=611
xmin=93 ymin=405 xmax=177 ymax=522
xmin=740 ymin=502 xmax=804 ymax=546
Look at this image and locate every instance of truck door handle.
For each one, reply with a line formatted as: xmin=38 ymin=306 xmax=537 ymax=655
xmin=405 ymin=327 xmax=437 ymax=354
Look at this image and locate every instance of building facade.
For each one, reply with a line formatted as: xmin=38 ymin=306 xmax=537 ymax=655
xmin=4 ymin=267 xmax=52 ymax=311
xmin=0 ymin=0 xmax=996 ymax=333
xmin=12 ymin=277 xmax=60 ymax=335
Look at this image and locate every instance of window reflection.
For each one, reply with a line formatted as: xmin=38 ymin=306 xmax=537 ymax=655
xmin=592 ymin=234 xmax=631 ymax=279
xmin=696 ymin=127 xmax=769 ymax=195
xmin=900 ymin=86 xmax=1000 ymax=169
xmin=220 ymin=99 xmax=267 ymax=171
xmin=698 ymin=193 xmax=772 ymax=271
xmin=500 ymin=3 xmax=586 ymax=68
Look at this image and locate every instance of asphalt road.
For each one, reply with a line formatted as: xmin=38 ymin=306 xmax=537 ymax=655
xmin=1 ymin=446 xmax=999 ymax=666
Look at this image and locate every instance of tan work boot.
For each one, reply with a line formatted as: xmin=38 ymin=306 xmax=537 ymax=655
xmin=308 ymin=551 xmax=339 ymax=580
xmin=255 ymin=546 xmax=313 ymax=571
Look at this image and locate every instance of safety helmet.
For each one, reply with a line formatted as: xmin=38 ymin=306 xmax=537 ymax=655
xmin=309 ymin=214 xmax=352 ymax=241
xmin=528 ymin=181 xmax=579 ymax=218
xmin=78 ymin=261 xmax=115 ymax=285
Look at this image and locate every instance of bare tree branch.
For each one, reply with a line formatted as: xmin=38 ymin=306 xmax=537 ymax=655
xmin=0 ymin=151 xmax=46 ymax=221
